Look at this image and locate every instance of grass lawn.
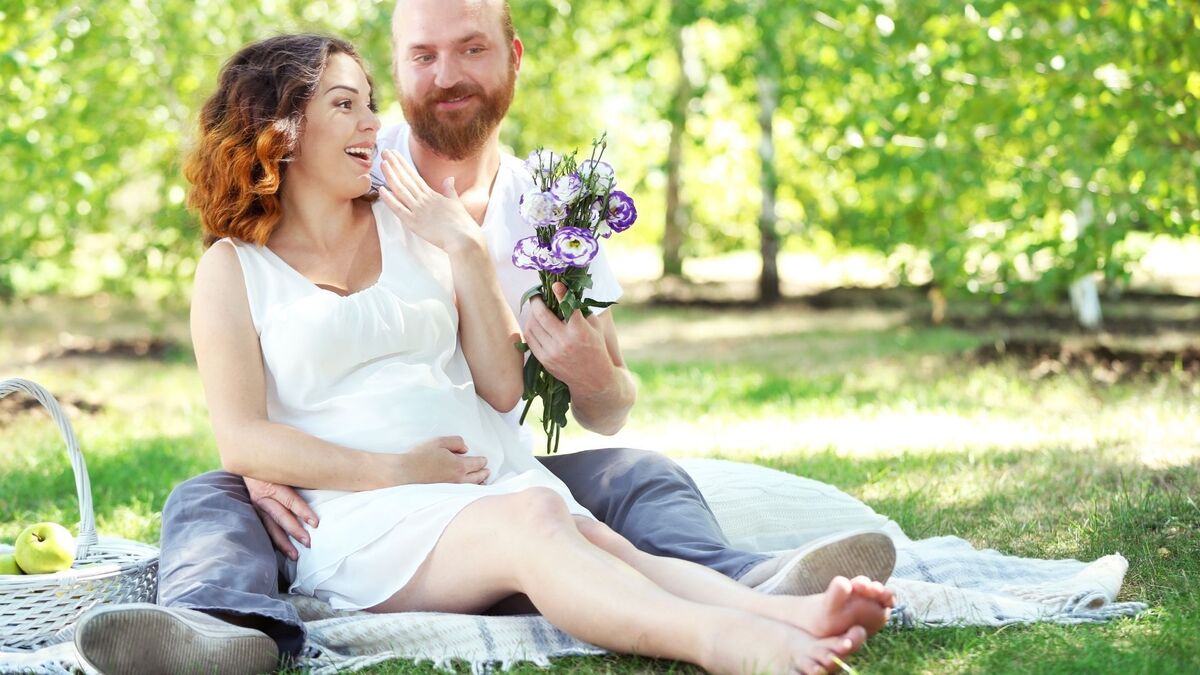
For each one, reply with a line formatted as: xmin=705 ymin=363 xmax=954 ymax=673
xmin=1 ymin=298 xmax=1198 ymax=673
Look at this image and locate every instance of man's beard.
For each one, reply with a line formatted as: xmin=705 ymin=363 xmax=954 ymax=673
xmin=401 ymin=66 xmax=516 ymax=161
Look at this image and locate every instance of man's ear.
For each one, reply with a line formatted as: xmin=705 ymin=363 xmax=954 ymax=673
xmin=511 ymin=36 xmax=524 ymax=76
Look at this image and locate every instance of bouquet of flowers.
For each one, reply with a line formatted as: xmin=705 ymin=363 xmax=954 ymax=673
xmin=513 ymin=135 xmax=637 ymax=453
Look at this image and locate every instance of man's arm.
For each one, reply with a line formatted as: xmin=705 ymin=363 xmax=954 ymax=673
xmin=523 ymin=284 xmax=637 ymax=435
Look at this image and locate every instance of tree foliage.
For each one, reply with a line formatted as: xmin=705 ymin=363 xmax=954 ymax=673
xmin=1 ymin=1 xmax=1196 ymax=304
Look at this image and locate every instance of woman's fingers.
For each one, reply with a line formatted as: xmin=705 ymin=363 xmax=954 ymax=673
xmin=382 ymin=155 xmax=418 ymax=205
xmin=390 ymin=150 xmax=433 ymax=195
xmin=383 ymin=150 xmax=428 ymax=201
xmin=463 ymin=468 xmax=490 ymax=485
xmin=378 ymin=185 xmax=411 ymax=218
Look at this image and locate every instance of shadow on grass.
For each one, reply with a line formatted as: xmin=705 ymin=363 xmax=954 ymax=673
xmin=729 ymin=447 xmax=1200 ymax=606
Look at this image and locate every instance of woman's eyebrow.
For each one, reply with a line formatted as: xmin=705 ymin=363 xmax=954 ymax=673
xmin=323 ymin=84 xmax=360 ymax=96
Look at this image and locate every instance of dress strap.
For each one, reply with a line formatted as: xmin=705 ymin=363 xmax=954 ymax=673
xmin=220 ymin=238 xmax=309 ymax=336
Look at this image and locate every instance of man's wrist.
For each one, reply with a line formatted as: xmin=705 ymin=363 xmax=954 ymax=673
xmin=564 ymin=359 xmax=618 ymax=398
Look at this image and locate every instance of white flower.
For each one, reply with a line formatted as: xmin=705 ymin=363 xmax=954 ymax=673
xmin=550 ymin=173 xmax=583 ymax=205
xmin=524 ymin=149 xmax=558 ymax=177
xmin=579 ymin=159 xmax=615 ymax=189
xmin=519 ymin=190 xmax=560 ymax=227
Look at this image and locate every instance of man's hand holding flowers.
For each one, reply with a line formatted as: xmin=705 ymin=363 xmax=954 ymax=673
xmin=514 ymin=137 xmax=638 ymax=452
xmin=525 ymin=283 xmax=623 ymax=407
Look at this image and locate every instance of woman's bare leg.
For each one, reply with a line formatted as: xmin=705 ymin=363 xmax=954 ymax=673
xmin=574 ymin=518 xmax=894 ymax=638
xmin=370 ymin=489 xmax=866 ymax=675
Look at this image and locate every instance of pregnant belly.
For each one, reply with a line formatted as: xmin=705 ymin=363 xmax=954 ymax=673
xmin=276 ymin=383 xmax=502 ymax=462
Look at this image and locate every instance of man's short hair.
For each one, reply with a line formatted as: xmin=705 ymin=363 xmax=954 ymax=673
xmin=393 ymin=1 xmax=516 ymax=44
xmin=499 ymin=1 xmax=515 ymax=44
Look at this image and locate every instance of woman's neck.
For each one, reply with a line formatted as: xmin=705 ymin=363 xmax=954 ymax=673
xmin=275 ymin=181 xmax=360 ymax=252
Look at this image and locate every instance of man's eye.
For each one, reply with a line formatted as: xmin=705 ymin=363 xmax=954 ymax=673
xmin=467 ymin=47 xmax=484 ymax=55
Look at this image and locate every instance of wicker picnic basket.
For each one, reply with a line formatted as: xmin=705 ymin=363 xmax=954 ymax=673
xmin=0 ymin=378 xmax=159 ymax=650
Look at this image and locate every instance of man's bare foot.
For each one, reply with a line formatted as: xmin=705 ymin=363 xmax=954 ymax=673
xmin=759 ymin=575 xmax=892 ymax=638
xmin=702 ymin=614 xmax=868 ymax=675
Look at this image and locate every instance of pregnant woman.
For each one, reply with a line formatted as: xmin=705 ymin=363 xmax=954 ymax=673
xmin=183 ymin=33 xmax=890 ymax=674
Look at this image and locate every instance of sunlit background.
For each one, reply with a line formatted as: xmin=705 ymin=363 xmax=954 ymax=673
xmin=2 ymin=1 xmax=1198 ymax=304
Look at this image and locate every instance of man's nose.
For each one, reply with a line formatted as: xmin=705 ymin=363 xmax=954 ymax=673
xmin=433 ymin=54 xmax=463 ymax=89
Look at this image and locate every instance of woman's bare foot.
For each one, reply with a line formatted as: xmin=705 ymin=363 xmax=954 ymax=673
xmin=759 ymin=575 xmax=893 ymax=638
xmin=848 ymin=575 xmax=895 ymax=611
xmin=702 ymin=614 xmax=868 ymax=675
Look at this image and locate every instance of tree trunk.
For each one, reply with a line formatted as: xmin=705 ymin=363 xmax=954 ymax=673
xmin=1069 ymin=196 xmax=1103 ymax=329
xmin=756 ymin=49 xmax=781 ymax=304
xmin=662 ymin=16 xmax=689 ymax=279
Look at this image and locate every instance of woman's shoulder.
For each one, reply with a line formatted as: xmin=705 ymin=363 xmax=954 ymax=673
xmin=193 ymin=239 xmax=249 ymax=297
xmin=196 ymin=238 xmax=240 ymax=276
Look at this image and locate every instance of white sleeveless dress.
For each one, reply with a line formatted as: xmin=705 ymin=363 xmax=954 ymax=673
xmin=222 ymin=200 xmax=593 ymax=611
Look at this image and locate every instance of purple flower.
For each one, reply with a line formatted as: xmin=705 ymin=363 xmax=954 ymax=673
xmin=604 ymin=191 xmax=637 ymax=233
xmin=550 ymin=173 xmax=583 ymax=204
xmin=550 ymin=227 xmax=599 ymax=267
xmin=512 ymin=235 xmax=542 ymax=271
xmin=534 ymin=247 xmax=570 ymax=274
xmin=519 ymin=189 xmax=560 ymax=227
xmin=579 ymin=159 xmax=615 ymax=189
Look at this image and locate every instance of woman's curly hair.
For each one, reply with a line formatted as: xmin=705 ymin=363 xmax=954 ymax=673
xmin=184 ymin=34 xmax=375 ymax=247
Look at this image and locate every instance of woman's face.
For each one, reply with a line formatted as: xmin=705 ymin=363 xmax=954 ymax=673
xmin=288 ymin=52 xmax=381 ymax=201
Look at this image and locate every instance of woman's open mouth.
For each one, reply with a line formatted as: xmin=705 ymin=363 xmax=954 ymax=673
xmin=345 ymin=145 xmax=375 ymax=168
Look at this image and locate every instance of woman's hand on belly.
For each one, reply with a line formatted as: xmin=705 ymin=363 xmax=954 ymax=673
xmin=391 ymin=435 xmax=490 ymax=485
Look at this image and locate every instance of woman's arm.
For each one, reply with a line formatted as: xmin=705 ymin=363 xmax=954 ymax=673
xmin=190 ymin=242 xmax=490 ymax=489
xmin=379 ymin=151 xmax=523 ymax=411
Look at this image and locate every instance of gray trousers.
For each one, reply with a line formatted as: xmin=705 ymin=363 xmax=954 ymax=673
xmin=158 ymin=448 xmax=768 ymax=658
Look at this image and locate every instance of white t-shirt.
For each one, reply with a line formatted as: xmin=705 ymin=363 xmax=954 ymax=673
xmin=371 ymin=122 xmax=624 ymax=443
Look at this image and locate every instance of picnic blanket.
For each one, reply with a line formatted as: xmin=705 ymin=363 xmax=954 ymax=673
xmin=1 ymin=458 xmax=1147 ymax=674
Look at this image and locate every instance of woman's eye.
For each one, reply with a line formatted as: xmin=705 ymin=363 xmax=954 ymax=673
xmin=337 ymin=100 xmax=352 ymax=110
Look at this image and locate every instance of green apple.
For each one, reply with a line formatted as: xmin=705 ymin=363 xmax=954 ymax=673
xmin=13 ymin=522 xmax=76 ymax=574
xmin=0 ymin=553 xmax=22 ymax=575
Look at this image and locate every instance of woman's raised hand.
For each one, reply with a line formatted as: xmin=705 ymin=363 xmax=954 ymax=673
xmin=378 ymin=149 xmax=483 ymax=253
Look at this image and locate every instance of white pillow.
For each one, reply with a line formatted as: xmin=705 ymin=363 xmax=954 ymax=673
xmin=676 ymin=458 xmax=906 ymax=553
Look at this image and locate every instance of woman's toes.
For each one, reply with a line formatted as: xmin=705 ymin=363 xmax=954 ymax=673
xmin=800 ymin=663 xmax=828 ymax=675
xmin=826 ymin=575 xmax=853 ymax=601
xmin=881 ymin=586 xmax=897 ymax=607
